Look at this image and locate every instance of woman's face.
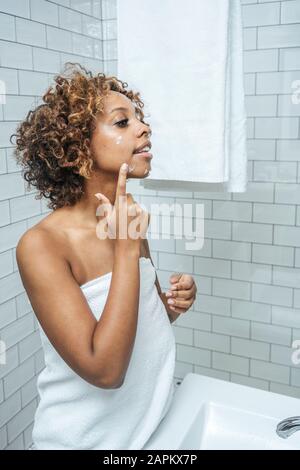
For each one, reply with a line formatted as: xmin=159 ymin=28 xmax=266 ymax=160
xmin=90 ymin=90 xmax=152 ymax=179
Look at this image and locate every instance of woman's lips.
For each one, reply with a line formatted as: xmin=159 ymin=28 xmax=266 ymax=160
xmin=133 ymin=151 xmax=153 ymax=159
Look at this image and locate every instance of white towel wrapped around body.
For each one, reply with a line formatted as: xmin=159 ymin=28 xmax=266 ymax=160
xmin=31 ymin=257 xmax=176 ymax=450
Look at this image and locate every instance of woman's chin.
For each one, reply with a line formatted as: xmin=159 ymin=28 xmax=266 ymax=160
xmin=143 ymin=167 xmax=151 ymax=176
xmin=127 ymin=164 xmax=151 ymax=179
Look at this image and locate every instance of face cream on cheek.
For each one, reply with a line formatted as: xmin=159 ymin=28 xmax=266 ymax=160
xmin=115 ymin=135 xmax=123 ymax=145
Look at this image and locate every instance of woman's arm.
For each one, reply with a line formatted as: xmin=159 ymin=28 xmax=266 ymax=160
xmin=142 ymin=237 xmax=180 ymax=324
xmin=16 ymin=227 xmax=141 ymax=389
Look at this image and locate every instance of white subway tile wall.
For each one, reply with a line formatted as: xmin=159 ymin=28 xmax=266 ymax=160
xmin=0 ymin=0 xmax=300 ymax=450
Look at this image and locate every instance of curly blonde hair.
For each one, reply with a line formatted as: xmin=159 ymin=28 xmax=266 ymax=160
xmin=10 ymin=62 xmax=149 ymax=210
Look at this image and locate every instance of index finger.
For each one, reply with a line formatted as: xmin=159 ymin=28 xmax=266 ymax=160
xmin=115 ymin=162 xmax=128 ymax=204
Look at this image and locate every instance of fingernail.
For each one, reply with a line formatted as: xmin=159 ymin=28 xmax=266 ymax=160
xmin=121 ymin=163 xmax=128 ymax=172
xmin=167 ymin=299 xmax=175 ymax=305
xmin=166 ymin=291 xmax=172 ymax=297
xmin=94 ymin=193 xmax=102 ymax=200
xmin=171 ymin=285 xmax=177 ymax=290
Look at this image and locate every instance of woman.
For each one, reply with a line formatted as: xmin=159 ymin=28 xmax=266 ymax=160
xmin=11 ymin=63 xmax=179 ymax=450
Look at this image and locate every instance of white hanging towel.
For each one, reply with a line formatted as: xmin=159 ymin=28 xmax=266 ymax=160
xmin=117 ymin=0 xmax=248 ymax=192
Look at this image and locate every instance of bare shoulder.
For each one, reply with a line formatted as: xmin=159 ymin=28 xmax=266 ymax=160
xmin=16 ymin=224 xmax=64 ymax=266
xmin=16 ymin=209 xmax=69 ymax=262
xmin=16 ymin=217 xmax=71 ymax=300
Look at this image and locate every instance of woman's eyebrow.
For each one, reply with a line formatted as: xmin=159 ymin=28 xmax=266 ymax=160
xmin=109 ymin=106 xmax=137 ymax=114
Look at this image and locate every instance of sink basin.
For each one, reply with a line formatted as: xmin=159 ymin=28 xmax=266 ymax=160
xmin=143 ymin=373 xmax=300 ymax=450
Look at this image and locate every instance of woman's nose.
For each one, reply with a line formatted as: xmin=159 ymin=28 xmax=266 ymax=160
xmin=137 ymin=124 xmax=152 ymax=139
xmin=143 ymin=124 xmax=152 ymax=138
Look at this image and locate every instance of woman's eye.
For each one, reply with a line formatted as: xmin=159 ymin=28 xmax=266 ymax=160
xmin=115 ymin=118 xmax=147 ymax=128
xmin=116 ymin=119 xmax=128 ymax=128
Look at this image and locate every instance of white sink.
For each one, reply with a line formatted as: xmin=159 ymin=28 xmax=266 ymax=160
xmin=143 ymin=373 xmax=300 ymax=450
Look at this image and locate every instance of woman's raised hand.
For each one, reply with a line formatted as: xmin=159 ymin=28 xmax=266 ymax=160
xmin=95 ymin=163 xmax=150 ymax=254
